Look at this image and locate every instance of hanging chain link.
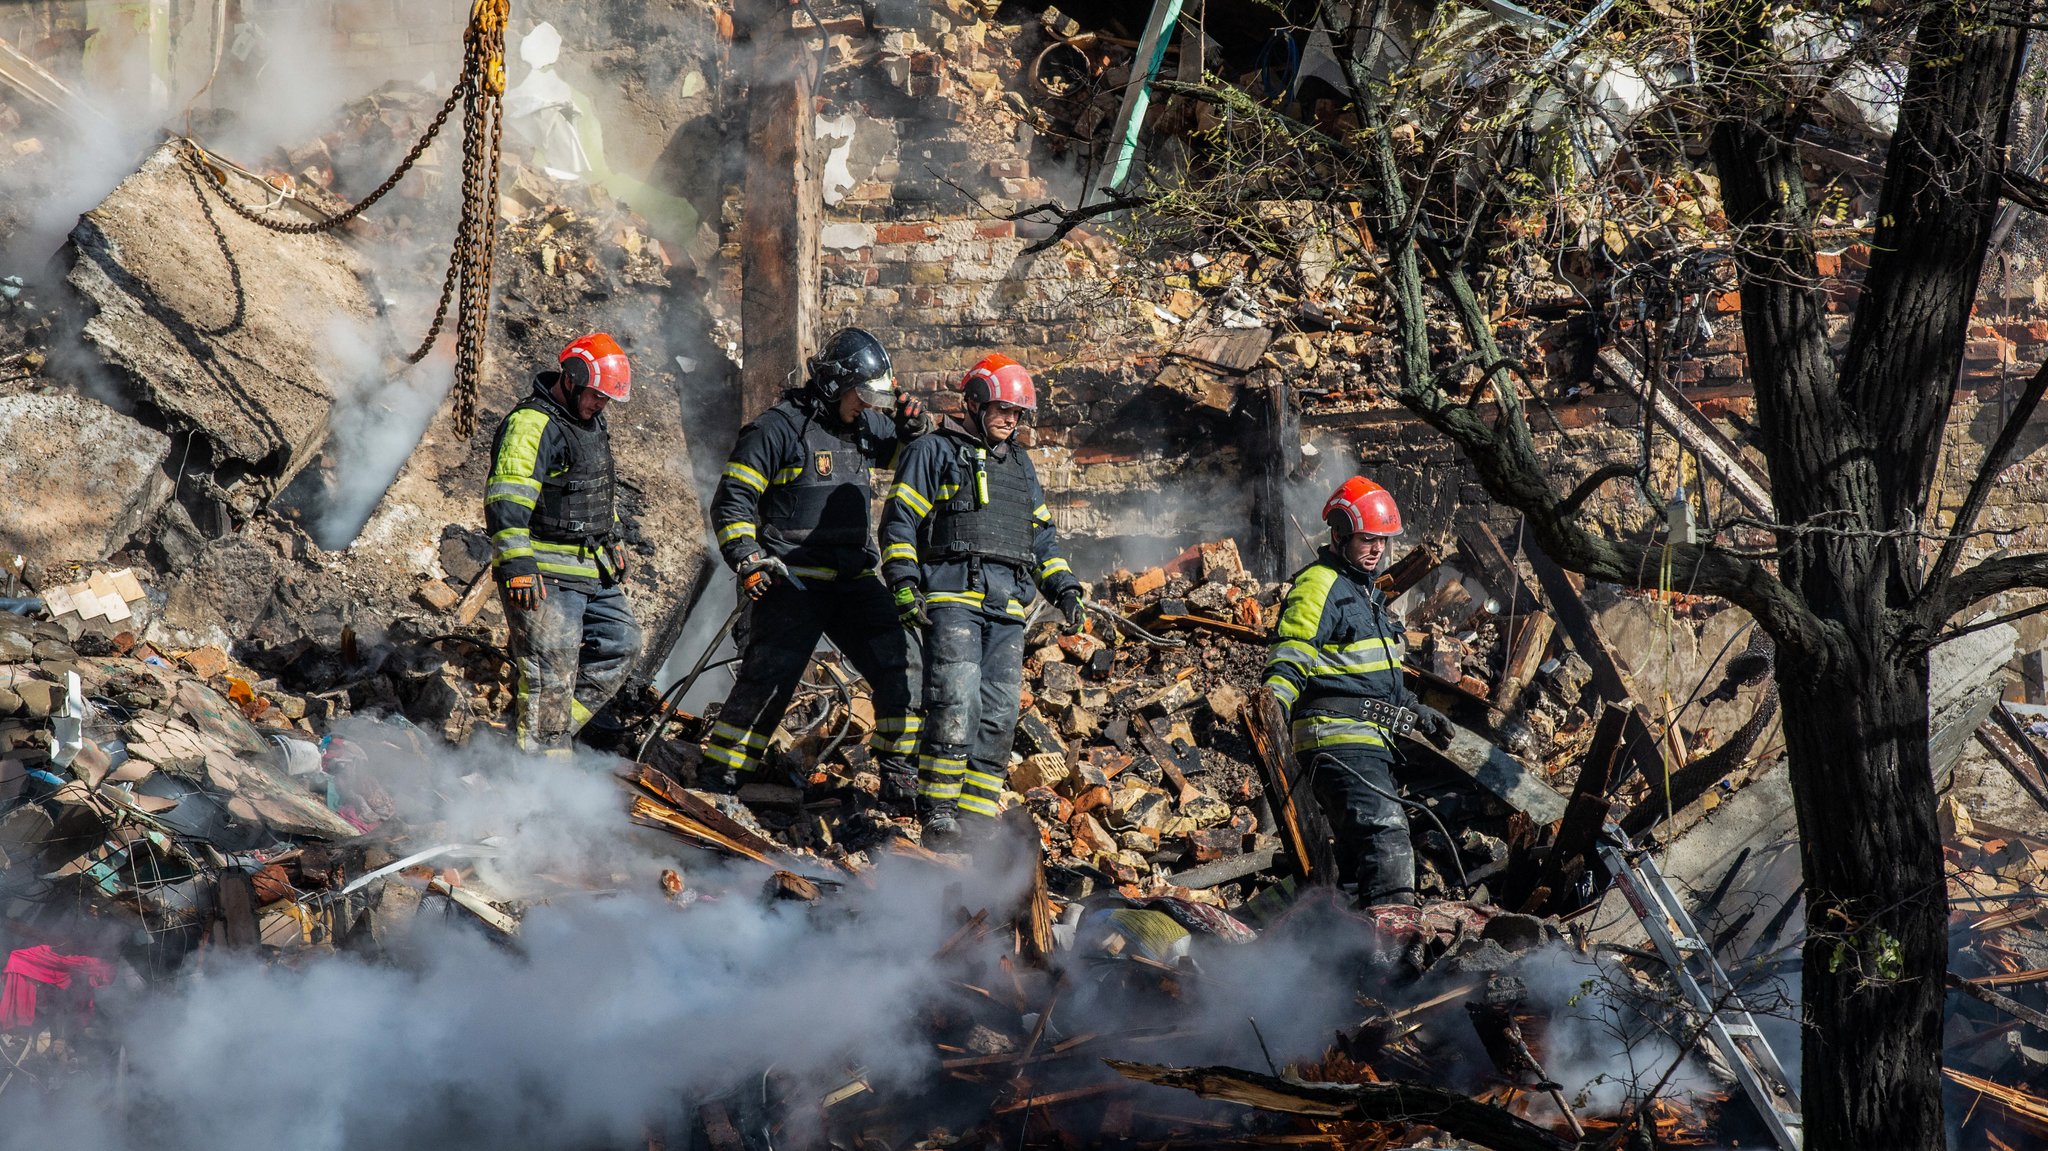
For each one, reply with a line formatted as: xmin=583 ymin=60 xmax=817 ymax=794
xmin=179 ymin=0 xmax=508 ymax=438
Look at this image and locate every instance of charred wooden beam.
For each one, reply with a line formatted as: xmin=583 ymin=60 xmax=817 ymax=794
xmin=1245 ymin=686 xmax=1338 ymax=884
xmin=737 ymin=0 xmax=820 ymax=420
xmin=1595 ymin=349 xmax=1773 ymax=518
xmin=1105 ymin=1061 xmax=1575 ymax=1151
xmin=1522 ymin=536 xmax=1666 ymax=789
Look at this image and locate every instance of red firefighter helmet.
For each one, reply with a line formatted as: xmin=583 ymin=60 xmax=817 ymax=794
xmin=560 ymin=332 xmax=632 ymax=403
xmin=960 ymin=353 xmax=1037 ymax=411
xmin=1323 ymin=476 xmax=1402 ymax=537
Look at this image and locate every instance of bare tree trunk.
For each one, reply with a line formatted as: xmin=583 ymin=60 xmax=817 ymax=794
xmin=1778 ymin=642 xmax=1944 ymax=1151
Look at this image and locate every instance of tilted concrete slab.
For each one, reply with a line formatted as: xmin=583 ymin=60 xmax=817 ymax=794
xmin=1592 ymin=621 xmax=2018 ymax=965
xmin=65 ymin=143 xmax=379 ymax=494
xmin=0 ymin=392 xmax=170 ymax=565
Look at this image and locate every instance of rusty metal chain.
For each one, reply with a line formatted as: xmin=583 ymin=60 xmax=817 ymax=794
xmin=180 ymin=0 xmax=508 ymax=437
xmin=179 ymin=78 xmax=463 ymax=237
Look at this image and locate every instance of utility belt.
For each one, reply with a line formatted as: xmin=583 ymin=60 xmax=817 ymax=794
xmin=1297 ymin=695 xmax=1417 ymax=737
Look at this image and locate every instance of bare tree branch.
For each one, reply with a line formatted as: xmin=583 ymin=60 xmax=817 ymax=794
xmin=1926 ymin=551 xmax=2048 ymax=634
xmin=1558 ymin=463 xmax=1641 ymax=519
xmin=1919 ymin=355 xmax=2048 ymax=613
xmin=2000 ymin=168 xmax=2048 ymax=215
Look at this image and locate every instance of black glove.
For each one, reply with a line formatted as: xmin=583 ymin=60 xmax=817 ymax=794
xmin=893 ymin=581 xmax=929 ymax=629
xmin=738 ymin=554 xmax=789 ymax=601
xmin=895 ymin=390 xmax=924 ymax=428
xmin=1413 ymin=703 xmax=1454 ymax=749
xmin=1058 ymin=590 xmax=1085 ymax=634
xmin=606 ymin=541 xmax=629 ymax=583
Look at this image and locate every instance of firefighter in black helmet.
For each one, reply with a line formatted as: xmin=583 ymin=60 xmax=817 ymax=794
xmin=703 ymin=327 xmax=933 ymax=804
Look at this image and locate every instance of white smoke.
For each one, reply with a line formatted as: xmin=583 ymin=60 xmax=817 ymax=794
xmin=306 ymin=317 xmax=456 ymax=549
xmin=3 ymin=723 xmax=1034 ymax=1150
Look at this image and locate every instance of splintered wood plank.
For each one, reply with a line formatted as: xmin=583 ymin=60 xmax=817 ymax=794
xmin=1245 ymin=686 xmax=1336 ymax=884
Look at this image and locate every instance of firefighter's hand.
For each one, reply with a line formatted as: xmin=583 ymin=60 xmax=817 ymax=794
xmin=1058 ymin=591 xmax=1085 ymax=634
xmin=895 ymin=390 xmax=924 ymax=424
xmin=738 ymin=554 xmax=788 ymax=601
xmin=503 ymin=573 xmax=546 ymax=611
xmin=1413 ymin=703 xmax=1454 ymax=749
xmin=893 ymin=581 xmax=929 ymax=629
xmin=607 ymin=541 xmax=629 ymax=583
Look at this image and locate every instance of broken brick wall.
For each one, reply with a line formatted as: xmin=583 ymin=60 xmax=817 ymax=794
xmin=802 ymin=6 xmax=1264 ymax=576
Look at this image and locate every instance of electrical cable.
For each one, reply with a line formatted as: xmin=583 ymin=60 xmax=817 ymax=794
xmin=1306 ymin=751 xmax=1471 ymax=897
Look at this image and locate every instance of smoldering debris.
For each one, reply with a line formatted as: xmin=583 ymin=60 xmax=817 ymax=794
xmin=0 ymin=542 xmax=1823 ymax=1151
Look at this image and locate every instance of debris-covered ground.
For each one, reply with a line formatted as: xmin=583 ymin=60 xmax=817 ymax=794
xmin=4 ymin=2 xmax=2048 ymax=1148
xmin=7 ymin=522 xmax=2047 ymax=1148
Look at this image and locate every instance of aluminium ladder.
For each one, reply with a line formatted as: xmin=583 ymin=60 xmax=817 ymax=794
xmin=1598 ymin=828 xmax=1804 ymax=1151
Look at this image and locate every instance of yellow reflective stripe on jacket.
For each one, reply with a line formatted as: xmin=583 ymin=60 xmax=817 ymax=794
xmin=1031 ymin=503 xmax=1051 ymax=525
xmin=1264 ymin=675 xmax=1299 ymax=708
xmin=492 ymin=526 xmax=534 ymax=564
xmin=1302 ymin=637 xmax=1402 ymax=677
xmin=772 ymin=465 xmax=803 ymax=486
xmin=1291 ymin=715 xmax=1390 ymax=752
xmin=1039 ymin=556 xmax=1072 ymax=580
xmin=532 ymin=539 xmax=600 ymax=579
xmin=485 ymin=479 xmax=539 ymax=509
xmin=928 ymin=590 xmax=985 ymax=608
xmin=891 ymin=481 xmax=933 ymax=517
xmin=882 ymin=541 xmax=919 ymax=565
xmin=716 ymin=521 xmax=758 ymax=544
xmin=722 ymin=461 xmax=767 ymax=493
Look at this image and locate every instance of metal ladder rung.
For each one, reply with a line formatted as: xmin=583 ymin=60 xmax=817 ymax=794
xmin=1600 ymin=831 xmax=1803 ymax=1151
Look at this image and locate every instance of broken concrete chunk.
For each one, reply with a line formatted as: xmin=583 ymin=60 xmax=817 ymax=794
xmin=67 ymin=143 xmax=378 ymax=495
xmin=0 ymin=393 xmax=171 ymax=565
xmin=13 ymin=679 xmax=60 ymax=717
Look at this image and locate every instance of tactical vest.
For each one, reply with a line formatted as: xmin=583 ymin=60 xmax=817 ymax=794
xmin=516 ymin=392 xmax=617 ymax=543
xmin=757 ymin=404 xmax=878 ymax=552
xmin=1293 ymin=558 xmax=1406 ymax=715
xmin=925 ymin=437 xmax=1037 ymax=568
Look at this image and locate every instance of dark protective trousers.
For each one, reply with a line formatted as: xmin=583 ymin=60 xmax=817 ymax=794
xmin=504 ymin=580 xmax=643 ymax=753
xmin=916 ymin=604 xmax=1026 ymax=821
xmin=1300 ymin=743 xmax=1416 ymax=905
xmin=704 ymin=576 xmax=922 ymax=776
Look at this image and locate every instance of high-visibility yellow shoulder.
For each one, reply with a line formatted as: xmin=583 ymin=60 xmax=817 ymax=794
xmin=492 ymin=407 xmax=552 ymax=481
xmin=1275 ymin=562 xmax=1337 ymax=641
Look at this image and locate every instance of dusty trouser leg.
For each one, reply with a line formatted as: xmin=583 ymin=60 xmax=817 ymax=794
xmin=704 ymin=582 xmax=826 ymax=781
xmin=828 ymin=577 xmax=923 ymax=804
xmin=916 ymin=605 xmax=984 ymax=828
xmin=1302 ymin=740 xmax=1415 ymax=905
xmin=505 ymin=580 xmax=587 ymax=754
xmin=956 ymin=616 xmax=1025 ymax=825
xmin=569 ymin=583 xmax=643 ymax=735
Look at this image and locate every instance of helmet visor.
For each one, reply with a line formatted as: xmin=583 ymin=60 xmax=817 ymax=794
xmin=854 ymin=374 xmax=896 ymax=411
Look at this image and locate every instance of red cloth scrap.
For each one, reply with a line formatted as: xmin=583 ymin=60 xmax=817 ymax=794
xmin=1 ymin=945 xmax=113 ymax=1030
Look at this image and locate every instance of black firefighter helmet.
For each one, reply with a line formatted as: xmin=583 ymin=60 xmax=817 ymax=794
xmin=807 ymin=327 xmax=896 ymax=411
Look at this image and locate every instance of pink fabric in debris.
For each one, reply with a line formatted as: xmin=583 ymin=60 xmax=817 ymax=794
xmin=1 ymin=945 xmax=113 ymax=1030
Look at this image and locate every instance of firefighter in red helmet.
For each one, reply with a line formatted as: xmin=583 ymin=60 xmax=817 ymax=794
xmin=880 ymin=353 xmax=1082 ymax=843
xmin=484 ymin=332 xmax=644 ymax=754
xmin=1262 ymin=476 xmax=1451 ymax=905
